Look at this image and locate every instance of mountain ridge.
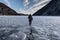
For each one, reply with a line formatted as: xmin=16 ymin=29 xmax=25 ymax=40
xmin=0 ymin=2 xmax=26 ymax=15
xmin=33 ymin=0 xmax=60 ymax=16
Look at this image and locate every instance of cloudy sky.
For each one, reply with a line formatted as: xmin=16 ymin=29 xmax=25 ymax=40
xmin=0 ymin=0 xmax=51 ymax=15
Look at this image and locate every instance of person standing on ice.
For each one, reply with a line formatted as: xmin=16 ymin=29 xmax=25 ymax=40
xmin=28 ymin=14 xmax=33 ymax=26
xmin=27 ymin=14 xmax=34 ymax=40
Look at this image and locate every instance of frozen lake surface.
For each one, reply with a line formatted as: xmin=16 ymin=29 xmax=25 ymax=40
xmin=0 ymin=16 xmax=60 ymax=40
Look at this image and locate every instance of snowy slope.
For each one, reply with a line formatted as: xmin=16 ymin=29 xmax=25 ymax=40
xmin=0 ymin=16 xmax=60 ymax=40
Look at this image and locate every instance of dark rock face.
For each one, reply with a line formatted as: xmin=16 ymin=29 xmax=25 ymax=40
xmin=0 ymin=2 xmax=21 ymax=15
xmin=33 ymin=0 xmax=60 ymax=16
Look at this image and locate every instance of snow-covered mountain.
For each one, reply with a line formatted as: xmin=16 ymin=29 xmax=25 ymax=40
xmin=33 ymin=0 xmax=60 ymax=16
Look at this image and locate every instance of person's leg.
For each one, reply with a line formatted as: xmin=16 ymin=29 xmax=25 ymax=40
xmin=29 ymin=20 xmax=32 ymax=26
xmin=29 ymin=20 xmax=30 ymax=25
xmin=29 ymin=21 xmax=31 ymax=26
